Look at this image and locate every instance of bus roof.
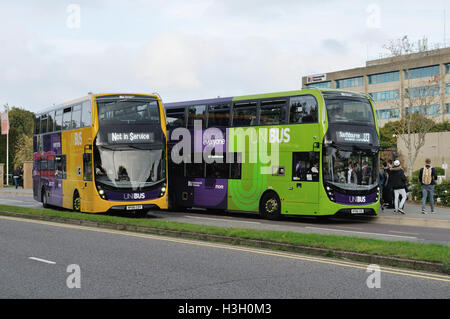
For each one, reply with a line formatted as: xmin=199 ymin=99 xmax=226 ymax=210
xmin=36 ymin=92 xmax=160 ymax=116
xmin=164 ymin=88 xmax=369 ymax=108
xmin=165 ymin=96 xmax=233 ymax=109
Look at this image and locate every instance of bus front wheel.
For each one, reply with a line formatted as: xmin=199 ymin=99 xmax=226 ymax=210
xmin=73 ymin=191 xmax=81 ymax=212
xmin=259 ymin=192 xmax=281 ymax=220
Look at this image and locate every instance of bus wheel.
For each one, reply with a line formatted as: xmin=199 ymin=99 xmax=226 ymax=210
xmin=73 ymin=191 xmax=81 ymax=212
xmin=259 ymin=192 xmax=281 ymax=220
xmin=42 ymin=188 xmax=49 ymax=208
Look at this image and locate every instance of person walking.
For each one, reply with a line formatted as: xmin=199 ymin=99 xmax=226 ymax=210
xmin=13 ymin=165 xmax=20 ymax=189
xmin=419 ymin=158 xmax=438 ymax=214
xmin=389 ymin=160 xmax=407 ymax=214
xmin=378 ymin=162 xmax=386 ymax=211
xmin=383 ymin=160 xmax=394 ymax=209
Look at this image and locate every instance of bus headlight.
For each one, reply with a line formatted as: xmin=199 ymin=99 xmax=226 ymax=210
xmin=160 ymin=183 xmax=166 ymax=197
xmin=97 ymin=186 xmax=107 ymax=200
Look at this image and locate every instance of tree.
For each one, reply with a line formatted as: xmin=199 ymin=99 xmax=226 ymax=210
xmin=382 ymin=36 xmax=444 ymax=178
xmin=13 ymin=134 xmax=33 ymax=167
xmin=0 ymin=105 xmax=35 ymax=174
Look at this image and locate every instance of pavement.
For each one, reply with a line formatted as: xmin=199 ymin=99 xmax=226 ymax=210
xmin=1 ymin=186 xmax=449 ymax=228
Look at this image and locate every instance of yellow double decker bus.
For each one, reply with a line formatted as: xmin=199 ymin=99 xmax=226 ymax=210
xmin=33 ymin=93 xmax=168 ymax=215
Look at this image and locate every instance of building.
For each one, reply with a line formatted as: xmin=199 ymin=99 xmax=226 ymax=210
xmin=301 ymin=47 xmax=450 ymax=127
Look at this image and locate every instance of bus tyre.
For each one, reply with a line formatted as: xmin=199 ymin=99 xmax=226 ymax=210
xmin=73 ymin=191 xmax=81 ymax=212
xmin=260 ymin=192 xmax=281 ymax=220
xmin=42 ymin=188 xmax=49 ymax=208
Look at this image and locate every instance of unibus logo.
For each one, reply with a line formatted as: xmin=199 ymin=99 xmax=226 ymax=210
xmin=124 ymin=193 xmax=145 ymax=200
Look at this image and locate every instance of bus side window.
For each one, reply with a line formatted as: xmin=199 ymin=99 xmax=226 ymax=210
xmin=40 ymin=115 xmax=48 ymax=134
xmin=292 ymin=152 xmax=319 ymax=181
xmin=259 ymin=100 xmax=287 ymax=125
xmin=166 ymin=108 xmax=186 ymax=128
xmin=34 ymin=115 xmax=40 ymax=134
xmin=83 ymin=153 xmax=92 ymax=181
xmin=187 ymin=105 xmax=206 ymax=129
xmin=55 ymin=155 xmax=67 ymax=179
xmin=81 ymin=101 xmax=92 ymax=127
xmin=232 ymin=102 xmax=257 ymax=126
xmin=55 ymin=110 xmax=63 ymax=131
xmin=63 ymin=107 xmax=72 ymax=130
xmin=289 ymin=96 xmax=318 ymax=124
xmin=72 ymin=104 xmax=82 ymax=129
xmin=47 ymin=111 xmax=55 ymax=133
xmin=207 ymin=104 xmax=230 ymax=128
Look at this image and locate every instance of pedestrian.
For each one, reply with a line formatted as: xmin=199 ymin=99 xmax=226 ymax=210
xmin=419 ymin=158 xmax=438 ymax=214
xmin=389 ymin=160 xmax=407 ymax=214
xmin=383 ymin=160 xmax=394 ymax=208
xmin=379 ymin=162 xmax=386 ymax=211
xmin=13 ymin=165 xmax=20 ymax=189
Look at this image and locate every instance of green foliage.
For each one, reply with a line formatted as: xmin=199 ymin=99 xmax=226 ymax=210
xmin=0 ymin=106 xmax=35 ymax=176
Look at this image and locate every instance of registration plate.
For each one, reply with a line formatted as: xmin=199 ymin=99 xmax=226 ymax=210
xmin=126 ymin=205 xmax=143 ymax=210
xmin=351 ymin=209 xmax=365 ymax=214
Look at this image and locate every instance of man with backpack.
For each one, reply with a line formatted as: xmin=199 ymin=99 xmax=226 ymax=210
xmin=419 ymin=158 xmax=438 ymax=214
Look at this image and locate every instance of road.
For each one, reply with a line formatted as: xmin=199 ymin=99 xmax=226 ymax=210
xmin=1 ymin=194 xmax=449 ymax=245
xmin=0 ymin=216 xmax=449 ymax=299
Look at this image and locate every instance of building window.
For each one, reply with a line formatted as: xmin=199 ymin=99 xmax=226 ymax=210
xmin=335 ymin=77 xmax=363 ymax=89
xmin=376 ymin=108 xmax=400 ymax=120
xmin=405 ymin=105 xmax=440 ymax=116
xmin=369 ymin=90 xmax=399 ymax=102
xmin=368 ymin=71 xmax=400 ymax=84
xmin=305 ymin=81 xmax=332 ymax=89
xmin=446 ymin=104 xmax=450 ymax=114
xmin=404 ymin=65 xmax=440 ymax=80
xmin=446 ymin=63 xmax=450 ymax=74
xmin=446 ymin=83 xmax=450 ymax=95
xmin=405 ymin=85 xmax=440 ymax=98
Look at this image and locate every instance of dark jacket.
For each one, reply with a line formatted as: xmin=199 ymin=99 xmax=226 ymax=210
xmin=418 ymin=166 xmax=437 ymax=186
xmin=389 ymin=166 xmax=407 ymax=190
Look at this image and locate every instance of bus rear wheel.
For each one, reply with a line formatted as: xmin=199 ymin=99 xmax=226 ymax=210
xmin=42 ymin=188 xmax=49 ymax=208
xmin=73 ymin=191 xmax=81 ymax=212
xmin=259 ymin=192 xmax=281 ymax=220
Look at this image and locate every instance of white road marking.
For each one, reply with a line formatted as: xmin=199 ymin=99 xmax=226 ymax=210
xmin=185 ymin=215 xmax=261 ymax=225
xmin=28 ymin=257 xmax=56 ymax=265
xmin=305 ymin=226 xmax=418 ymax=239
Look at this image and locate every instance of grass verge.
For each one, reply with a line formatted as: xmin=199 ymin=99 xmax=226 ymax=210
xmin=0 ymin=204 xmax=449 ymax=273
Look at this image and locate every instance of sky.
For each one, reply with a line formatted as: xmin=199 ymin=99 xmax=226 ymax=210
xmin=0 ymin=0 xmax=449 ymax=113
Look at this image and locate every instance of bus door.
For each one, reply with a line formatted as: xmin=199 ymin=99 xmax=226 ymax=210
xmin=81 ymin=151 xmax=94 ymax=211
xmin=285 ymin=151 xmax=320 ymax=214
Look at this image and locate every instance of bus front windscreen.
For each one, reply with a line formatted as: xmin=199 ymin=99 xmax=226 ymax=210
xmin=325 ymin=98 xmax=375 ymax=125
xmin=98 ymin=98 xmax=160 ymax=125
xmin=94 ymin=145 xmax=165 ymax=191
xmin=323 ymin=146 xmax=378 ymax=191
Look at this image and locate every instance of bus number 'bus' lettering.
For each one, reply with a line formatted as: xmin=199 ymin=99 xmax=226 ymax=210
xmin=269 ymin=128 xmax=290 ymax=143
xmin=74 ymin=132 xmax=82 ymax=146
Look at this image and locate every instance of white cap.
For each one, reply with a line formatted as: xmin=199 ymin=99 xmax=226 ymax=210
xmin=394 ymin=160 xmax=400 ymax=167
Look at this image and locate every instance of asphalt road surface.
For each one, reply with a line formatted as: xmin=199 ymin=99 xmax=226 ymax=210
xmin=0 ymin=216 xmax=449 ymax=299
xmin=0 ymin=194 xmax=449 ymax=245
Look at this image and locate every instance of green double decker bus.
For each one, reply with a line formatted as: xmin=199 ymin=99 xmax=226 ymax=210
xmin=165 ymin=88 xmax=380 ymax=219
